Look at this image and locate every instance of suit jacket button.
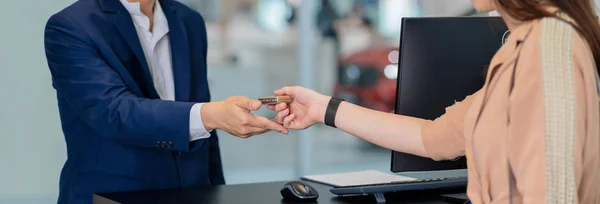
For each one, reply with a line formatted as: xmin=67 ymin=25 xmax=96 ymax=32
xmin=167 ymin=141 xmax=173 ymax=148
xmin=161 ymin=141 xmax=167 ymax=148
xmin=155 ymin=141 xmax=161 ymax=148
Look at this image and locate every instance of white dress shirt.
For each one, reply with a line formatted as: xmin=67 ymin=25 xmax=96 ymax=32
xmin=119 ymin=0 xmax=211 ymax=141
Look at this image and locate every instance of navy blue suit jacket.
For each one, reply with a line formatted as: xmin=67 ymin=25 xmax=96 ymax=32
xmin=43 ymin=0 xmax=224 ymax=203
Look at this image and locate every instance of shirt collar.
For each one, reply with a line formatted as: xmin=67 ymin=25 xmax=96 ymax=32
xmin=153 ymin=1 xmax=169 ymax=36
xmin=510 ymin=20 xmax=535 ymax=45
xmin=118 ymin=0 xmax=169 ymax=34
xmin=119 ymin=0 xmax=144 ymax=16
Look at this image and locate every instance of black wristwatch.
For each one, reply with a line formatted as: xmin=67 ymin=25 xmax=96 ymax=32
xmin=324 ymin=97 xmax=344 ymax=128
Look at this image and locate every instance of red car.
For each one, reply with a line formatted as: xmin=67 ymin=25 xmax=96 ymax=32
xmin=333 ymin=47 xmax=399 ymax=113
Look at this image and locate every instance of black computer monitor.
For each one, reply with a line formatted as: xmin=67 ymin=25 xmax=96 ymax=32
xmin=391 ymin=17 xmax=508 ymax=172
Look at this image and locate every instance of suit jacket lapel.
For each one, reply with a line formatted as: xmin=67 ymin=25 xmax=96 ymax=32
xmin=162 ymin=0 xmax=192 ymax=102
xmin=109 ymin=7 xmax=160 ymax=99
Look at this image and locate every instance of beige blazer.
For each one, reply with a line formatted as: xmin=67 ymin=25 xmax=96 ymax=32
xmin=421 ymin=15 xmax=600 ymax=203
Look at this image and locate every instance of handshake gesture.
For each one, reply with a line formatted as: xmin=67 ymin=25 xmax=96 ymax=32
xmin=206 ymin=86 xmax=330 ymax=138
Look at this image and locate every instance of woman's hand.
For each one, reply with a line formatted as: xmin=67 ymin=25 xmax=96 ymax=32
xmin=269 ymin=86 xmax=431 ymax=158
xmin=268 ymin=86 xmax=331 ymax=129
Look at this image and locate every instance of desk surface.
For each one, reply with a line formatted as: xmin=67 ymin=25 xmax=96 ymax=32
xmin=95 ymin=181 xmax=459 ymax=204
xmin=94 ymin=170 xmax=468 ymax=204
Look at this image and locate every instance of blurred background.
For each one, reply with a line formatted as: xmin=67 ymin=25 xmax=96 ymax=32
xmin=0 ymin=0 xmax=595 ymax=203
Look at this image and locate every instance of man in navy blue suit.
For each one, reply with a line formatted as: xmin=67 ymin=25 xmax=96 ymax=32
xmin=44 ymin=0 xmax=288 ymax=203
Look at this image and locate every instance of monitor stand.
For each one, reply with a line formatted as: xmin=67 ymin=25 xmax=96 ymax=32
xmin=374 ymin=192 xmax=386 ymax=203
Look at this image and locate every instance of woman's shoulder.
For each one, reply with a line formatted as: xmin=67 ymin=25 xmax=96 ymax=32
xmin=521 ymin=15 xmax=594 ymax=66
xmin=508 ymin=15 xmax=597 ymax=100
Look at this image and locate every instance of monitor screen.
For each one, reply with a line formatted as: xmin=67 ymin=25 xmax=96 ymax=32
xmin=391 ymin=17 xmax=508 ymax=172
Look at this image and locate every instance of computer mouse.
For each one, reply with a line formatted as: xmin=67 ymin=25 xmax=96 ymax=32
xmin=280 ymin=181 xmax=319 ymax=201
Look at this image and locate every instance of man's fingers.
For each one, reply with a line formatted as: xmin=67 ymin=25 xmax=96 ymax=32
xmin=283 ymin=114 xmax=296 ymax=128
xmin=251 ymin=116 xmax=289 ymax=134
xmin=247 ymin=99 xmax=262 ymax=111
xmin=232 ymin=97 xmax=261 ymax=111
xmin=243 ymin=127 xmax=268 ymax=137
xmin=267 ymin=104 xmax=276 ymax=110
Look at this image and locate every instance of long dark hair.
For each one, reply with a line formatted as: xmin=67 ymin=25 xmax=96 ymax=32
xmin=496 ymin=0 xmax=600 ymax=72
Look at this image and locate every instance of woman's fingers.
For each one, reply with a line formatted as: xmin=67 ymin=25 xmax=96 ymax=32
xmin=283 ymin=114 xmax=296 ymax=128
xmin=275 ymin=108 xmax=290 ymax=124
xmin=274 ymin=102 xmax=287 ymax=112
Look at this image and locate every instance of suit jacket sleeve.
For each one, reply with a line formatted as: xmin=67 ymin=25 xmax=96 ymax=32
xmin=44 ymin=12 xmax=196 ymax=152
xmin=194 ymin=13 xmax=225 ymax=184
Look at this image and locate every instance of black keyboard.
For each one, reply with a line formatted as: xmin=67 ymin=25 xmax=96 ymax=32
xmin=330 ymin=176 xmax=468 ymax=196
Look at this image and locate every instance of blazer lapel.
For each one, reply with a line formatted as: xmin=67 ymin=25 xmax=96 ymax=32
xmin=101 ymin=0 xmax=160 ymax=99
xmin=470 ymin=21 xmax=536 ymax=135
xmin=162 ymin=0 xmax=192 ymax=102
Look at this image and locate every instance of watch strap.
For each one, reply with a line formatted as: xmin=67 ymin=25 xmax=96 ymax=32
xmin=324 ymin=97 xmax=344 ymax=128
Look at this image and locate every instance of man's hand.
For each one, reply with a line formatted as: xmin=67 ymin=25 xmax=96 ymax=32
xmin=202 ymin=96 xmax=288 ymax=138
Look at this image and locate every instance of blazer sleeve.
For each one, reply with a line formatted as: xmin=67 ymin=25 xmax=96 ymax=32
xmin=44 ymin=13 xmax=196 ymax=152
xmin=197 ymin=13 xmax=225 ymax=184
xmin=420 ymin=90 xmax=480 ymax=161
